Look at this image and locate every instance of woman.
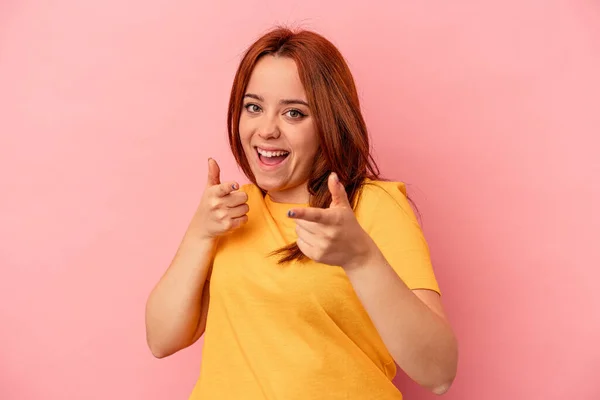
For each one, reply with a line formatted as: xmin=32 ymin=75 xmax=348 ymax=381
xmin=145 ymin=27 xmax=458 ymax=399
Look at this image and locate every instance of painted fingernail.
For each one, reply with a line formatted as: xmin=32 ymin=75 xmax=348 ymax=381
xmin=287 ymin=210 xmax=295 ymax=217
xmin=232 ymin=183 xmax=238 ymax=190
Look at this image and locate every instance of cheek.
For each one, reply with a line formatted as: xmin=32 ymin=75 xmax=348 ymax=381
xmin=238 ymin=117 xmax=251 ymax=142
xmin=294 ymin=127 xmax=319 ymax=161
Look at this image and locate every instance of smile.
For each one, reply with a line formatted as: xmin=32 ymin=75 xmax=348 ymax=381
xmin=255 ymin=146 xmax=290 ymax=168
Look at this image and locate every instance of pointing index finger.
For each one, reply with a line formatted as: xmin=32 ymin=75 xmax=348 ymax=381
xmin=287 ymin=207 xmax=330 ymax=224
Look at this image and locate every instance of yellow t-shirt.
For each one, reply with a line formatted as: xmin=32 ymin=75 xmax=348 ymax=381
xmin=189 ymin=180 xmax=440 ymax=400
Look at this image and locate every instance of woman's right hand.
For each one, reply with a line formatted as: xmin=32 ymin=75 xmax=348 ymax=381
xmin=188 ymin=158 xmax=249 ymax=241
xmin=146 ymin=157 xmax=241 ymax=357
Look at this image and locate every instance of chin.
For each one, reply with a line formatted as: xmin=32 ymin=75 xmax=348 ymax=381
xmin=254 ymin=176 xmax=286 ymax=193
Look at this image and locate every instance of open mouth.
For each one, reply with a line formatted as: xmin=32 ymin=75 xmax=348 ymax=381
xmin=256 ymin=147 xmax=290 ymax=167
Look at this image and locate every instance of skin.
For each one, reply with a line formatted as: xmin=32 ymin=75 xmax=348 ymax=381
xmin=289 ymin=173 xmax=458 ymax=394
xmin=146 ymin=54 xmax=458 ymax=394
xmin=239 ymin=55 xmax=319 ymax=204
xmin=240 ymin=55 xmax=458 ymax=393
xmin=144 ymin=159 xmax=248 ymax=358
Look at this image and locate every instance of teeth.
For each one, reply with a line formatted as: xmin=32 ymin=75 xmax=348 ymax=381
xmin=257 ymin=148 xmax=289 ymax=157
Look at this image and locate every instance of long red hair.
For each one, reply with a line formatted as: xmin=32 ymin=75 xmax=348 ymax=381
xmin=227 ymin=27 xmax=381 ymax=263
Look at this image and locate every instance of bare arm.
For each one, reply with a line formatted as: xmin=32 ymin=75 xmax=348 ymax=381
xmin=344 ymin=251 xmax=458 ymax=395
xmin=144 ymin=158 xmax=248 ymax=358
xmin=289 ymin=173 xmax=458 ymax=394
xmin=144 ymin=235 xmax=215 ymax=358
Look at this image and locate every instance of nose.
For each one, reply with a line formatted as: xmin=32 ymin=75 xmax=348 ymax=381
xmin=257 ymin=116 xmax=281 ymax=139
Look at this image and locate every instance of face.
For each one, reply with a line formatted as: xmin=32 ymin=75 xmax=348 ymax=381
xmin=239 ymin=55 xmax=319 ymax=204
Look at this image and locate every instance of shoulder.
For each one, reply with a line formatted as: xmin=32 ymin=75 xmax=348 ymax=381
xmin=355 ymin=179 xmax=440 ymax=293
xmin=355 ymin=179 xmax=421 ymax=230
xmin=356 ymin=180 xmax=415 ymax=216
xmin=357 ymin=179 xmax=407 ymax=203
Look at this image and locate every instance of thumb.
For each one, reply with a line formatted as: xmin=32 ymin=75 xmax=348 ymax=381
xmin=207 ymin=158 xmax=221 ymax=186
xmin=328 ymin=172 xmax=350 ymax=208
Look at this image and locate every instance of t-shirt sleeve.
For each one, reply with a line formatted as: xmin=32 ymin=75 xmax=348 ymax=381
xmin=356 ymin=181 xmax=441 ymax=294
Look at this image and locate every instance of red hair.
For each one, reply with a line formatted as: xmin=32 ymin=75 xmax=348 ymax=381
xmin=227 ymin=26 xmax=381 ymax=263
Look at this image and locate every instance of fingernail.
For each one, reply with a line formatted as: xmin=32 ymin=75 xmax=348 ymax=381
xmin=287 ymin=210 xmax=295 ymax=218
xmin=232 ymin=183 xmax=238 ymax=190
xmin=331 ymin=172 xmax=339 ymax=182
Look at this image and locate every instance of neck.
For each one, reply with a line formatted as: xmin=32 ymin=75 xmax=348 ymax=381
xmin=266 ymin=182 xmax=310 ymax=204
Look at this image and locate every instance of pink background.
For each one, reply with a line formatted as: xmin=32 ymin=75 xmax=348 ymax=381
xmin=1 ymin=1 xmax=599 ymax=399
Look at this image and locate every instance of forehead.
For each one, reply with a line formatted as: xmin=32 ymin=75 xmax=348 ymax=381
xmin=246 ymin=56 xmax=307 ymax=99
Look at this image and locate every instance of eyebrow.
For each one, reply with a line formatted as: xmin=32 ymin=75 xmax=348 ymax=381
xmin=244 ymin=93 xmax=309 ymax=107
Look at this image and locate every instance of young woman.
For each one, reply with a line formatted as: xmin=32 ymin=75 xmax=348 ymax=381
xmin=145 ymin=27 xmax=458 ymax=399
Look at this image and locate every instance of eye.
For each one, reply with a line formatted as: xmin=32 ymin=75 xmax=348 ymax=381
xmin=285 ymin=109 xmax=306 ymax=119
xmin=244 ymin=103 xmax=261 ymax=113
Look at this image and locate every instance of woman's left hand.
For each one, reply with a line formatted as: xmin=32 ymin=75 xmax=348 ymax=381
xmin=287 ymin=173 xmax=378 ymax=269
